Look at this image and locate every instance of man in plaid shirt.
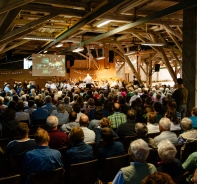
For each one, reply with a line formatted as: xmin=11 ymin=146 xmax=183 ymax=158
xmin=108 ymin=102 xmax=127 ymax=129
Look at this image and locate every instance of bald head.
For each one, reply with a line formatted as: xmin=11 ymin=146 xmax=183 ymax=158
xmin=113 ymin=102 xmax=120 ymax=112
xmin=79 ymin=114 xmax=89 ymax=126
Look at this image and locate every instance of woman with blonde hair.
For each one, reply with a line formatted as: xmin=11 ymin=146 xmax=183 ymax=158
xmin=147 ymin=112 xmax=159 ymax=134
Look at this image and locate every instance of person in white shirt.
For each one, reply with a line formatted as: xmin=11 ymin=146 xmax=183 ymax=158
xmin=79 ymin=114 xmax=95 ymax=143
xmin=147 ymin=112 xmax=159 ymax=134
xmin=129 ymin=90 xmax=140 ymax=106
xmin=83 ymin=74 xmax=92 ymax=89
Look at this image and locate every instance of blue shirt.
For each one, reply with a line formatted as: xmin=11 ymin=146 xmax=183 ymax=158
xmin=22 ymin=146 xmax=63 ymax=175
xmin=66 ymin=141 xmax=93 ymax=167
xmin=189 ymin=116 xmax=197 ymax=128
xmin=31 ymin=108 xmax=49 ymax=124
xmin=42 ymin=103 xmax=57 ymax=115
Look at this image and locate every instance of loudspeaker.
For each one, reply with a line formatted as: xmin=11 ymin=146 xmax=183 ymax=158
xmin=155 ymin=64 xmax=160 ymax=72
xmin=66 ymin=69 xmax=70 ymax=73
xmin=109 ymin=50 xmax=114 ymax=63
xmin=6 ymin=50 xmax=12 ymax=62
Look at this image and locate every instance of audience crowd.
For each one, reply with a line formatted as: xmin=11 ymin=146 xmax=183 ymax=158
xmin=0 ymin=77 xmax=197 ymax=184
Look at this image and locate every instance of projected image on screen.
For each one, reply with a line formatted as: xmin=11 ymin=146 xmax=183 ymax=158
xmin=32 ymin=54 xmax=65 ymax=76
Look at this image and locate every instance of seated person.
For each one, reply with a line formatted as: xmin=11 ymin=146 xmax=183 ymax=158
xmin=31 ymin=99 xmax=48 ymax=125
xmin=6 ymin=122 xmax=36 ymax=156
xmin=65 ymin=127 xmax=94 ymax=167
xmin=113 ymin=139 xmax=157 ymax=184
xmin=147 ymin=112 xmax=159 ymax=134
xmin=51 ymin=103 xmax=69 ymax=125
xmin=189 ymin=107 xmax=197 ymax=128
xmin=79 ymin=114 xmax=95 ymax=143
xmin=178 ymin=117 xmax=197 ymax=144
xmin=15 ymin=101 xmax=30 ymax=125
xmin=60 ymin=111 xmax=79 ymax=133
xmin=22 ymin=128 xmax=63 ymax=176
xmin=182 ymin=151 xmax=197 ymax=183
xmin=116 ymin=109 xmax=137 ymax=142
xmin=154 ymin=117 xmax=178 ymax=146
xmin=96 ymin=127 xmax=125 ymax=159
xmin=46 ymin=116 xmax=67 ymax=149
xmin=94 ymin=117 xmax=118 ymax=145
xmin=157 ymin=140 xmax=184 ymax=177
xmin=135 ymin=123 xmax=156 ymax=149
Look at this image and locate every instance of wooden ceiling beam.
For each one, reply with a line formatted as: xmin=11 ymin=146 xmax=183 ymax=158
xmin=0 ymin=13 xmax=59 ymax=44
xmin=34 ymin=0 xmax=92 ymax=9
xmin=0 ymin=40 xmax=29 ymax=54
xmin=21 ymin=3 xmax=85 ymax=17
xmin=0 ymin=0 xmax=35 ymax=15
xmin=163 ymin=24 xmax=182 ymax=40
xmin=0 ymin=9 xmax=21 ymax=37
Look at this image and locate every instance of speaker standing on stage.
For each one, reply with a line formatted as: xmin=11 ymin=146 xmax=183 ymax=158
xmin=83 ymin=74 xmax=93 ymax=89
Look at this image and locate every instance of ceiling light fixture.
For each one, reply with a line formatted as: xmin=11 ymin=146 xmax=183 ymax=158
xmin=55 ymin=43 xmax=63 ymax=47
xmin=97 ymin=20 xmax=111 ymax=27
xmin=141 ymin=42 xmax=165 ymax=46
xmin=43 ymin=50 xmax=48 ymax=53
xmin=72 ymin=47 xmax=84 ymax=52
xmin=23 ymin=36 xmax=55 ymax=41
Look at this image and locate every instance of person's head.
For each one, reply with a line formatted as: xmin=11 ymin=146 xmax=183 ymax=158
xmin=128 ymin=139 xmax=149 ymax=162
xmin=113 ymin=102 xmax=120 ymax=112
xmin=191 ymin=107 xmax=197 ymax=116
xmin=165 ymin=107 xmax=178 ymax=124
xmin=0 ymin=96 xmax=4 ymax=105
xmin=64 ymin=96 xmax=70 ymax=105
xmin=94 ymin=106 xmax=104 ymax=120
xmin=147 ymin=112 xmax=157 ymax=124
xmin=17 ymin=122 xmax=29 ymax=138
xmin=135 ymin=123 xmax=148 ymax=137
xmin=79 ymin=114 xmax=89 ymax=127
xmin=28 ymin=100 xmax=34 ymax=108
xmin=57 ymin=104 xmax=66 ymax=113
xmin=158 ymin=140 xmax=177 ymax=164
xmin=142 ymin=172 xmax=175 ymax=184
xmin=69 ymin=111 xmax=77 ymax=122
xmin=87 ymin=98 xmax=95 ymax=106
xmin=73 ymin=94 xmax=79 ymax=101
xmin=101 ymin=127 xmax=113 ymax=143
xmin=46 ymin=116 xmax=58 ymax=129
xmin=159 ymin=117 xmax=171 ymax=131
xmin=8 ymin=100 xmax=16 ymax=110
xmin=167 ymin=100 xmax=177 ymax=109
xmin=127 ymin=109 xmax=136 ymax=120
xmin=17 ymin=101 xmax=24 ymax=111
xmin=177 ymin=78 xmax=183 ymax=85
xmin=45 ymin=95 xmax=52 ymax=103
xmin=100 ymin=117 xmax=111 ymax=128
xmin=72 ymin=104 xmax=80 ymax=113
xmin=34 ymin=128 xmax=50 ymax=146
xmin=69 ymin=126 xmax=84 ymax=145
xmin=180 ymin=117 xmax=192 ymax=131
xmin=153 ymin=102 xmax=162 ymax=113
xmin=36 ymin=99 xmax=43 ymax=108
xmin=145 ymin=97 xmax=153 ymax=106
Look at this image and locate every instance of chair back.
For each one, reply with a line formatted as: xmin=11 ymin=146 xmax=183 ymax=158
xmin=0 ymin=174 xmax=21 ymax=184
xmin=172 ymin=171 xmax=189 ymax=184
xmin=181 ymin=141 xmax=197 ymax=162
xmin=123 ymin=136 xmax=137 ymax=152
xmin=68 ymin=159 xmax=98 ymax=184
xmin=174 ymin=143 xmax=184 ymax=160
xmin=98 ymin=154 xmax=130 ymax=182
xmin=29 ymin=124 xmax=47 ymax=135
xmin=7 ymin=154 xmax=25 ymax=175
xmin=30 ymin=168 xmax=64 ymax=184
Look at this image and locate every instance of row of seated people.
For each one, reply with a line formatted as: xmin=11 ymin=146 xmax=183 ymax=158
xmin=1 ymin=114 xmax=197 ymax=183
xmin=1 ymin=127 xmax=196 ymax=184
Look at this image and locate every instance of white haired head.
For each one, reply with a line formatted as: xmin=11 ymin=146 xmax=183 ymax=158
xmin=128 ymin=139 xmax=149 ymax=162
